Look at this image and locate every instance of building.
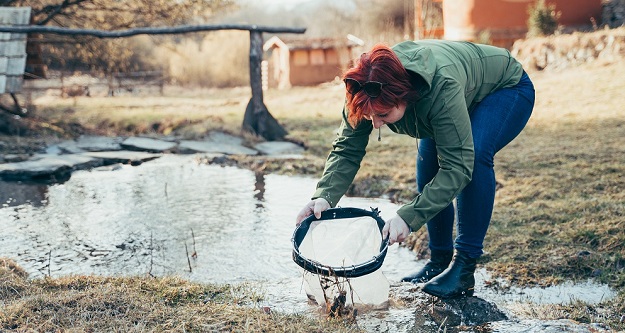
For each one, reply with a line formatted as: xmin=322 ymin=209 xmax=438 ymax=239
xmin=416 ymin=0 xmax=604 ymax=48
xmin=262 ymin=34 xmax=364 ymax=89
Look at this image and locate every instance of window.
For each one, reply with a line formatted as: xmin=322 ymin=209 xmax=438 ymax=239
xmin=325 ymin=49 xmax=339 ymax=65
xmin=310 ymin=49 xmax=325 ymax=65
xmin=292 ymin=50 xmax=309 ymax=66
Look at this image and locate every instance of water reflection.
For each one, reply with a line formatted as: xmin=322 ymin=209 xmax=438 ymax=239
xmin=0 ymin=180 xmax=48 ymax=208
xmin=254 ymin=171 xmax=265 ymax=208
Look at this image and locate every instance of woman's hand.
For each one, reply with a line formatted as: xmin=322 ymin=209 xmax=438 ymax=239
xmin=382 ymin=214 xmax=411 ymax=245
xmin=295 ymin=198 xmax=331 ymax=225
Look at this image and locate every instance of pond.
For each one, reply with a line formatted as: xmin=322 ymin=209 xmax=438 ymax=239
xmin=0 ymin=154 xmax=615 ymax=332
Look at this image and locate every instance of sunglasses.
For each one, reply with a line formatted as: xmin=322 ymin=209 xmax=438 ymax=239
xmin=344 ymin=78 xmax=387 ymax=98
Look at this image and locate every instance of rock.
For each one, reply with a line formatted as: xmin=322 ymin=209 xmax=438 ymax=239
xmin=207 ymin=131 xmax=244 ymax=145
xmin=0 ymin=131 xmax=300 ymax=185
xmin=2 ymin=154 xmax=30 ymax=163
xmin=425 ymin=296 xmax=508 ymax=327
xmin=253 ymin=141 xmax=305 ymax=156
xmin=178 ymin=140 xmax=258 ymax=155
xmin=93 ymin=163 xmax=124 ymax=172
xmin=54 ymin=140 xmax=86 ymax=154
xmin=0 ymin=154 xmax=101 ymax=182
xmin=121 ymin=137 xmax=177 ymax=153
xmin=75 ymin=135 xmax=124 ymax=152
xmin=50 ymin=136 xmax=124 ymax=155
xmin=82 ymin=151 xmax=161 ymax=166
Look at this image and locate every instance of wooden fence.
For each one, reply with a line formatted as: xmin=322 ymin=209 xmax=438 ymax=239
xmin=0 ymin=20 xmax=306 ymax=140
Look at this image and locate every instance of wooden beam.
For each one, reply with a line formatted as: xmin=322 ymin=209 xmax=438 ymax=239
xmin=0 ymin=24 xmax=306 ymax=37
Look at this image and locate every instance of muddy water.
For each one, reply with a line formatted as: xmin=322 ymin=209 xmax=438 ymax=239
xmin=0 ymin=155 xmax=615 ymax=332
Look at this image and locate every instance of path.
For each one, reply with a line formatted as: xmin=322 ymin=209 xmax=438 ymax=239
xmin=0 ymin=132 xmax=304 ymax=183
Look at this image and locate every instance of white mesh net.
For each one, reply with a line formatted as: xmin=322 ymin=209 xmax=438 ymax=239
xmin=299 ymin=216 xmax=390 ymax=307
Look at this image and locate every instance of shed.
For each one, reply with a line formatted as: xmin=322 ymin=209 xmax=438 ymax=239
xmin=262 ymin=34 xmax=364 ymax=89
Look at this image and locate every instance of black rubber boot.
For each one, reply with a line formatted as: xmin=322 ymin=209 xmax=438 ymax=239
xmin=401 ymin=249 xmax=454 ymax=283
xmin=421 ymin=250 xmax=477 ymax=299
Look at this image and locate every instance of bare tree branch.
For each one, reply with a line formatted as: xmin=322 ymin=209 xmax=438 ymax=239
xmin=35 ymin=0 xmax=92 ymax=26
xmin=0 ymin=0 xmax=18 ymax=6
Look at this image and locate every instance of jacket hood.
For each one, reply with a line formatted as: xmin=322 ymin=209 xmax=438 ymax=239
xmin=391 ymin=41 xmax=436 ymax=94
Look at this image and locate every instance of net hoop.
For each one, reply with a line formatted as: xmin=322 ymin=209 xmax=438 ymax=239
xmin=291 ymin=207 xmax=389 ymax=278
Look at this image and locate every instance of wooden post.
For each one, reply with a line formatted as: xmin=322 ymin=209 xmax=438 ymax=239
xmin=249 ymin=31 xmax=265 ymax=134
xmin=242 ymin=30 xmax=288 ymax=141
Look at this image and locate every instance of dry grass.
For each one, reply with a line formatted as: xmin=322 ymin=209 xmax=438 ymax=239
xmin=506 ymin=296 xmax=625 ymax=328
xmin=4 ymin=48 xmax=625 ymax=331
xmin=0 ymin=258 xmax=361 ymax=332
xmin=487 ymin=62 xmax=625 ymax=287
xmin=156 ymin=30 xmax=251 ymax=88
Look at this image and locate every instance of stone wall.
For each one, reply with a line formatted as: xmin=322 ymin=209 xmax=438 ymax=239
xmin=0 ymin=7 xmax=30 ymax=94
xmin=511 ymin=27 xmax=625 ymax=71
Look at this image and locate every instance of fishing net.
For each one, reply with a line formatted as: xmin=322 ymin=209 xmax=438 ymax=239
xmin=292 ymin=207 xmax=390 ymax=307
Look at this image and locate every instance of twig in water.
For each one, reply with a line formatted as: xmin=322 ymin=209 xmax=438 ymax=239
xmin=148 ymin=231 xmax=154 ymax=277
xmin=47 ymin=250 xmax=51 ymax=277
xmin=185 ymin=243 xmax=192 ymax=272
xmin=191 ymin=229 xmax=197 ymax=258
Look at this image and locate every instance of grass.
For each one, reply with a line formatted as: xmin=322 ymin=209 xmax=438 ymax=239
xmin=0 ymin=258 xmax=361 ymax=332
xmin=2 ymin=56 xmax=625 ymax=330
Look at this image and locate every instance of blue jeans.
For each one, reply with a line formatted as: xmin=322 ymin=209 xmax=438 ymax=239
xmin=416 ymin=71 xmax=535 ymax=258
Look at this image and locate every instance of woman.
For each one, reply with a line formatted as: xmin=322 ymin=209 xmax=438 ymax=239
xmin=295 ymin=40 xmax=535 ymax=299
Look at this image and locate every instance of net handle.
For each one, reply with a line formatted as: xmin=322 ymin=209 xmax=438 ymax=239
xmin=291 ymin=207 xmax=389 ymax=278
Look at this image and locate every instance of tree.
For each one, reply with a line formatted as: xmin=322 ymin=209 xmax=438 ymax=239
xmin=527 ymin=0 xmax=561 ymax=37
xmin=3 ymin=0 xmax=235 ymax=73
xmin=0 ymin=0 xmax=235 ymax=135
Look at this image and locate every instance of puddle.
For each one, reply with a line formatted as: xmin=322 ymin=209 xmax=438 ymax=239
xmin=0 ymin=154 xmax=616 ymax=332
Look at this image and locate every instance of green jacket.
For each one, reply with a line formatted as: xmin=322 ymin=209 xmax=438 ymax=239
xmin=312 ymin=40 xmax=524 ymax=231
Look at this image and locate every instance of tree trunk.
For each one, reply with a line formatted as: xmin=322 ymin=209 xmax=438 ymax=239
xmin=241 ymin=30 xmax=288 ymax=141
xmin=242 ymin=98 xmax=287 ymax=141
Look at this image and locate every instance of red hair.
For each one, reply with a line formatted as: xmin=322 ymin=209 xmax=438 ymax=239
xmin=343 ymin=44 xmax=418 ymax=127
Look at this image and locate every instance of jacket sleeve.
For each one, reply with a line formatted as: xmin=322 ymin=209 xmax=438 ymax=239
xmin=311 ymin=105 xmax=372 ymax=207
xmin=397 ymin=79 xmax=474 ymax=230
